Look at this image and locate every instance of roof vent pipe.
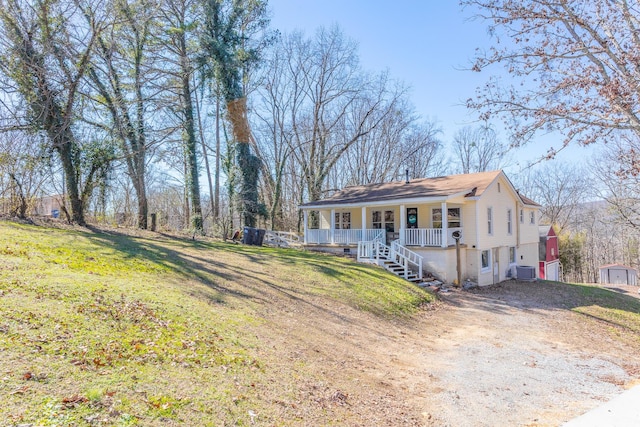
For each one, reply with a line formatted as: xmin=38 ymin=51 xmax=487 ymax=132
xmin=405 ymin=169 xmax=410 ymax=184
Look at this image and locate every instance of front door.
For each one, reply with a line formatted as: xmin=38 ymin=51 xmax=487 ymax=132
xmin=406 ymin=207 xmax=418 ymax=229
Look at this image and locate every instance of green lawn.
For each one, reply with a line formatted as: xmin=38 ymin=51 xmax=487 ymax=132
xmin=569 ymin=283 xmax=640 ymax=336
xmin=0 ymin=221 xmax=434 ymax=426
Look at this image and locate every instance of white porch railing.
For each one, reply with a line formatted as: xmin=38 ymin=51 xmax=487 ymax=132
xmin=402 ymin=227 xmax=463 ymax=247
xmin=357 ymin=240 xmax=379 ymax=261
xmin=305 ymin=229 xmax=331 ymax=244
xmin=357 ymin=239 xmax=423 ymax=280
xmin=364 ymin=229 xmax=385 ymax=242
xmin=306 ymin=228 xmax=383 ymax=245
xmin=404 ymin=228 xmax=442 ymax=246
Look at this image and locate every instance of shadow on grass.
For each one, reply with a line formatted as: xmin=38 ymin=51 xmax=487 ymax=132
xmin=81 ymin=226 xmax=260 ymax=304
xmin=71 ymin=226 xmax=431 ymax=320
xmin=447 ymin=279 xmax=640 ymax=331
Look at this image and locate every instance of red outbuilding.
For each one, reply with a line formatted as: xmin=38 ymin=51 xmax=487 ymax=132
xmin=539 ymin=225 xmax=561 ymax=281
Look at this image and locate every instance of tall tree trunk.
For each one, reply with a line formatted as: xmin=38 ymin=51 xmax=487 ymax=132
xmin=227 ymin=97 xmax=260 ymax=227
xmin=194 ymin=78 xmax=215 ymax=229
xmin=136 ymin=160 xmax=148 ymax=229
xmin=214 ymin=93 xmax=221 ymax=219
xmin=179 ymin=36 xmax=203 ymax=233
xmin=55 ymin=131 xmax=86 ymax=225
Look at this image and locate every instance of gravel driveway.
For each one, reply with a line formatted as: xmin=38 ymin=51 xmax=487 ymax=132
xmin=412 ymin=282 xmax=639 ymax=426
xmin=251 ymin=279 xmax=640 ymax=426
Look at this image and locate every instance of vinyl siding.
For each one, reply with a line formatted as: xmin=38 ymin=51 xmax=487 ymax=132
xmin=520 ymin=208 xmax=539 ymax=244
xmin=475 ymin=176 xmax=522 ymax=250
xmin=461 ymin=202 xmax=477 ymax=247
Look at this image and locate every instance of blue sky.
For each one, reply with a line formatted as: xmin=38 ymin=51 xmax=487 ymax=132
xmin=267 ymin=0 xmax=591 ymax=171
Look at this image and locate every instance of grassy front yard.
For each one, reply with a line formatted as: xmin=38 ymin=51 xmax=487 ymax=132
xmin=0 ymin=221 xmax=433 ymax=426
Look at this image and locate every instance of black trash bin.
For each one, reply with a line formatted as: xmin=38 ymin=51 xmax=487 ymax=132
xmin=243 ymin=227 xmax=255 ymax=245
xmin=255 ymin=229 xmax=266 ymax=246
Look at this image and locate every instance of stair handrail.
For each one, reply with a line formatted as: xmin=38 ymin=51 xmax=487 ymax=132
xmin=374 ymin=240 xmax=391 ymax=261
xmin=391 ymin=240 xmax=423 ymax=279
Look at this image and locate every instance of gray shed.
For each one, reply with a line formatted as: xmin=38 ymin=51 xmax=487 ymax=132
xmin=599 ymin=264 xmax=638 ymax=286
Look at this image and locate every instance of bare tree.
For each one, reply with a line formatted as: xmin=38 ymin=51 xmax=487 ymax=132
xmin=0 ymin=0 xmax=113 ymax=225
xmin=0 ymin=132 xmax=48 ymax=218
xmin=464 ymin=0 xmax=640 ymax=166
xmin=251 ymin=41 xmax=295 ymax=229
xmin=338 ymin=115 xmax=445 ymax=186
xmin=451 ymin=123 xmax=507 ymax=174
xmin=276 ymin=27 xmax=406 ymax=202
xmin=85 ymin=0 xmax=161 ymax=229
xmin=158 ymin=0 xmax=204 ymax=233
xmin=514 ymin=162 xmax=591 ymax=231
xmin=592 ymin=142 xmax=640 ymax=230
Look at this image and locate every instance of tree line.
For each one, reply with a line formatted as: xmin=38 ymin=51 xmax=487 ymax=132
xmin=1 ymin=0 xmax=640 ymax=281
xmin=0 ymin=0 xmax=476 ymax=235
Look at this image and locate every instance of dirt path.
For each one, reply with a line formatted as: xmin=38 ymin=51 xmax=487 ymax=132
xmin=251 ymin=280 xmax=640 ymax=426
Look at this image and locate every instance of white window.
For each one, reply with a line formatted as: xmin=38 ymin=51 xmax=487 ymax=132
xmin=447 ymin=208 xmax=461 ymax=228
xmin=520 ymin=209 xmax=524 ymax=223
xmin=529 ymin=211 xmax=536 ymax=225
xmin=372 ymin=210 xmax=394 ymax=232
xmin=432 ymin=208 xmax=442 ymax=228
xmin=507 ymin=209 xmax=512 ymax=235
xmin=372 ymin=211 xmax=382 ymax=229
xmin=487 ymin=207 xmax=493 ymax=235
xmin=509 ymin=247 xmax=516 ymax=264
xmin=335 ymin=212 xmax=351 ymax=229
xmin=481 ymin=250 xmax=491 ymax=270
xmin=433 ymin=207 xmax=461 ymax=228
xmin=384 ymin=210 xmax=394 ymax=232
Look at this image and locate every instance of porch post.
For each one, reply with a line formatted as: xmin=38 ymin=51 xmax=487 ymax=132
xmin=303 ymin=209 xmax=308 ymax=244
xmin=361 ymin=206 xmax=367 ymax=241
xmin=441 ymin=201 xmax=448 ymax=248
xmin=330 ymin=208 xmax=336 ymax=244
xmin=399 ymin=204 xmax=406 ymax=245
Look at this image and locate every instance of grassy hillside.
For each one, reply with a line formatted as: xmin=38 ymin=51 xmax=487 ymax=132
xmin=0 ymin=221 xmax=434 ymax=426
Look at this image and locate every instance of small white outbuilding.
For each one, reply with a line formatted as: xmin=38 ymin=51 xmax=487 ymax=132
xmin=599 ymin=264 xmax=638 ymax=286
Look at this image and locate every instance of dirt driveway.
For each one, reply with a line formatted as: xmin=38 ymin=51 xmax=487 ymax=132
xmin=408 ymin=283 xmax=640 ymax=426
xmin=253 ymin=280 xmax=640 ymax=426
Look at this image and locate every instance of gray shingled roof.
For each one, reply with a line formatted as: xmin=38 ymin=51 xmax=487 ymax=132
xmin=301 ymin=170 xmax=540 ymax=208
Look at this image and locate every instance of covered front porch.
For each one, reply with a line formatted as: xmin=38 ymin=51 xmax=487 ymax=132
xmin=302 ymin=202 xmax=466 ymax=248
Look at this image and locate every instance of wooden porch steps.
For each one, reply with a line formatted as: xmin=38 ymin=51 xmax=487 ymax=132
xmin=359 ymin=239 xmax=430 ymax=285
xmin=382 ymin=260 xmax=422 ymax=283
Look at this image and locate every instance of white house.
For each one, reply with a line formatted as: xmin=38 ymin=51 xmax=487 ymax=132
xmin=299 ymin=170 xmax=541 ymax=286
